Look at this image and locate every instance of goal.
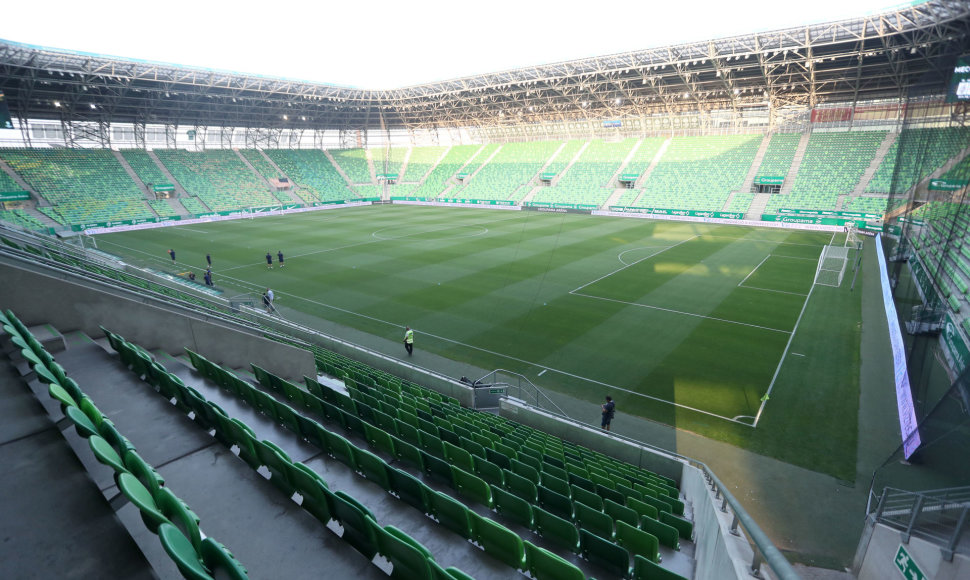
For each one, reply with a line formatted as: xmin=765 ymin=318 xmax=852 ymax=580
xmin=815 ymin=245 xmax=849 ymax=287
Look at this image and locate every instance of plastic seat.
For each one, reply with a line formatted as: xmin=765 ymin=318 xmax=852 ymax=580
xmin=511 ymin=458 xmax=540 ymax=485
xmin=616 ymin=519 xmax=661 ymax=564
xmin=363 ymin=421 xmax=396 ymax=457
xmin=451 ymin=466 xmax=493 ymax=508
xmin=158 ymin=523 xmax=211 ymax=580
xmin=574 ymin=500 xmax=614 ymax=540
xmin=65 ymin=405 xmax=99 ymax=438
xmin=325 ymin=429 xmax=356 ymax=467
xmin=443 ymin=441 xmax=475 ymax=472
xmin=123 ymin=450 xmax=166 ymax=495
xmin=418 ymin=429 xmax=444 ymax=457
xmin=533 ymin=506 xmax=580 ymax=553
xmin=199 ymin=537 xmax=249 ymax=580
xmin=331 ymin=490 xmax=379 ymax=558
xmin=253 ymin=439 xmax=295 ymax=494
xmin=571 ymin=484 xmax=603 ymax=511
xmin=472 ymin=456 xmax=505 ymax=488
xmin=540 ymin=473 xmax=571 ymax=497
xmin=640 ymin=515 xmax=680 ymax=550
xmin=605 ymin=498 xmax=639 ymax=528
xmin=286 ymin=462 xmax=333 ymax=524
xmin=523 ymin=541 xmax=585 ymax=580
xmin=388 ymin=467 xmax=431 ymax=515
xmin=391 ymin=434 xmax=425 ymax=472
xmin=538 ymin=485 xmax=573 ymax=521
xmin=580 ymin=528 xmax=630 ymax=578
xmin=491 ymin=485 xmax=534 ymax=530
xmin=627 ymin=496 xmax=659 ymax=521
xmin=660 ymin=512 xmax=694 ymax=540
xmin=89 ymin=434 xmax=128 ymax=477
xmin=375 ymin=525 xmax=435 ymax=580
xmin=429 ymin=491 xmax=473 ymax=540
xmin=157 ymin=487 xmax=203 ymax=551
xmin=632 ymin=554 xmax=689 ymax=580
xmin=470 ymin=512 xmax=525 ymax=569
xmin=118 ymin=472 xmax=170 ymax=532
xmin=422 ymin=451 xmax=454 ymax=487
xmin=354 ymin=447 xmax=392 ymax=491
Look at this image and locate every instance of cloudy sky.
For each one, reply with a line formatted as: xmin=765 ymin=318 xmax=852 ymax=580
xmin=1 ymin=0 xmax=905 ymax=88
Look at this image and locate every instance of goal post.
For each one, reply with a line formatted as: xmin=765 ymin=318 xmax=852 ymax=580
xmin=815 ymin=245 xmax=849 ymax=287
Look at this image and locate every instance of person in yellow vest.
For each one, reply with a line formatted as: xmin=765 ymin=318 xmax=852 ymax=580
xmin=404 ymin=326 xmax=414 ymax=356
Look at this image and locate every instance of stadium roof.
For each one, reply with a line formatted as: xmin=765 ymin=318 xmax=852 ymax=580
xmin=1 ymin=0 xmax=968 ymax=135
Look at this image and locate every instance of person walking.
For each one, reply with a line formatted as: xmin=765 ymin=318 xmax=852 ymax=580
xmin=403 ymin=326 xmax=414 ymax=356
xmin=277 ymin=250 xmax=285 ymax=268
xmin=265 ymin=288 xmax=275 ymax=313
xmin=265 ymin=252 xmax=273 ymax=269
xmin=204 ymin=268 xmax=213 ymax=287
xmin=168 ymin=249 xmax=176 ymax=265
xmin=206 ymin=253 xmax=212 ymax=267
xmin=601 ymin=396 xmax=615 ymax=431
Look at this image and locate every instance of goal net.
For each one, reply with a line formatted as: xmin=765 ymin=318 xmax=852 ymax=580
xmin=815 ymin=245 xmax=849 ymax=287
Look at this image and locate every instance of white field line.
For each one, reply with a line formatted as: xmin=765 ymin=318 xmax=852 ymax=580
xmin=171 ymin=226 xmax=211 ymax=234
xmin=571 ymin=235 xmax=698 ymax=294
xmin=570 ymin=291 xmax=792 ymax=334
xmin=752 ymin=274 xmax=818 ymax=427
xmin=699 ymin=234 xmax=824 ymax=247
xmin=738 ymin=286 xmax=809 ymax=297
xmin=738 ymin=255 xmax=770 ymax=288
xmin=617 ymin=246 xmax=674 ymax=266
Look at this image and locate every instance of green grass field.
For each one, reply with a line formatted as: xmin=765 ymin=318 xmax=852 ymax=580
xmin=96 ymin=204 xmax=863 ymax=479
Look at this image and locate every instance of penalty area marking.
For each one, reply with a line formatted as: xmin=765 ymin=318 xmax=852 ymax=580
xmin=617 ymin=246 xmax=677 ymax=266
xmin=372 ymin=223 xmax=489 ymax=241
xmin=172 ymin=226 xmax=211 ymax=234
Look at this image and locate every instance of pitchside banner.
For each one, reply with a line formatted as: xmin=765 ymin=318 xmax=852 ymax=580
xmin=877 ymin=237 xmax=921 ymax=459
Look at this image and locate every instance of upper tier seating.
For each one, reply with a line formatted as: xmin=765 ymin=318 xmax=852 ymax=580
xmin=0 ymin=209 xmax=46 ymax=230
xmin=239 ymin=149 xmax=281 ymax=180
xmin=120 ymin=149 xmax=168 ymax=188
xmin=755 ymin=133 xmax=801 ymax=181
xmin=765 ymin=131 xmax=886 ymax=214
xmin=153 ymin=150 xmax=279 ymax=212
xmin=0 ymin=148 xmax=153 ymax=225
xmin=451 ymin=141 xmax=561 ymax=202
xmin=866 ymin=127 xmax=970 ymax=194
xmin=636 ymin=135 xmax=762 ymax=211
xmin=263 ymin=150 xmax=357 ymax=203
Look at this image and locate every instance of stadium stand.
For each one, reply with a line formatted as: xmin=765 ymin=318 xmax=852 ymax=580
xmin=148 ymin=199 xmax=179 ymax=219
xmin=0 ymin=209 xmax=46 ymax=230
xmin=0 ymin=148 xmax=154 ymax=225
xmin=120 ymin=149 xmax=169 ymax=189
xmin=531 ymin=139 xmax=638 ymax=207
xmin=329 ymin=149 xmax=373 ymax=184
xmin=399 ymin=146 xmax=446 ymax=183
xmin=614 ymin=137 xmax=668 ymax=206
xmin=764 ymin=131 xmax=886 ymax=213
xmin=541 ymin=141 xmax=586 ymax=178
xmin=451 ymin=141 xmax=562 ymax=201
xmin=263 ymin=149 xmax=357 ymax=203
xmin=636 ymin=135 xmax=762 ymax=210
xmin=179 ymin=196 xmax=210 ymax=215
xmin=754 ymin=133 xmax=802 ymax=183
xmin=411 ymin=145 xmax=482 ymax=199
xmin=239 ymin=149 xmax=281 ymax=180
xmin=0 ymin=167 xmax=25 ymax=192
xmin=153 ymin=150 xmax=279 ymax=212
xmin=372 ymin=147 xmax=408 ymax=179
xmin=865 ymin=127 xmax=970 ymax=194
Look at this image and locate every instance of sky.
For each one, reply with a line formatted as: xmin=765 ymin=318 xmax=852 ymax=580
xmin=1 ymin=0 xmax=909 ymax=88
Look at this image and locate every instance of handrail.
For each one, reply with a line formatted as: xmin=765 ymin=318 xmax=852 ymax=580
xmin=474 ymin=368 xmax=571 ymax=418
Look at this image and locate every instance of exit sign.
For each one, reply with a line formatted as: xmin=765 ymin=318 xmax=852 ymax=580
xmin=894 ymin=545 xmax=926 ymax=580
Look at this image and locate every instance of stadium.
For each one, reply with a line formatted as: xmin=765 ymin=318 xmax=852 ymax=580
xmin=0 ymin=0 xmax=968 ymax=578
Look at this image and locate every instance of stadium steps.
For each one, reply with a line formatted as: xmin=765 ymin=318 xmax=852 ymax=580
xmin=395 ymin=147 xmax=414 ymax=184
xmin=413 ymin=147 xmax=451 ymax=185
xmin=366 ymin=150 xmax=377 ymax=184
xmin=112 ymin=150 xmax=152 ymax=197
xmin=234 ymin=151 xmax=303 ymax=205
xmin=145 ymin=151 xmax=189 ymax=197
xmin=739 ymin=134 xmax=773 ymax=192
xmin=550 ymin=142 xmax=591 ymax=187
xmin=519 ymin=186 xmax=542 ymax=204
xmin=630 ymin=139 xmax=670 ymax=203
xmin=322 ymin=149 xmax=355 ymax=186
xmin=853 ymin=131 xmax=898 ymax=195
xmin=778 ymin=132 xmax=812 ymax=195
xmin=835 ymin=194 xmax=846 ymax=211
xmin=720 ymin=191 xmax=737 ymax=212
xmin=464 ymin=145 xmax=504 ymax=182
xmin=605 ymin=139 xmax=646 ymax=187
xmin=162 ymin=197 xmax=190 ymax=218
xmin=0 ymin=158 xmax=42 ymax=203
xmin=602 ymin=188 xmax=629 ymax=209
xmin=744 ymin=192 xmax=772 ymax=220
xmin=254 ymin=149 xmax=311 ymax=204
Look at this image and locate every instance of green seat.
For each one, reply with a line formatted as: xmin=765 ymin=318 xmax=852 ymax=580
xmin=199 ymin=538 xmax=249 ymax=580
xmin=538 ymin=485 xmax=573 ymax=521
xmin=444 ymin=566 xmax=476 ymax=580
xmin=534 ymin=505 xmax=580 ymax=553
xmin=118 ymin=472 xmax=170 ymax=533
xmin=640 ymin=515 xmax=680 ymax=550
xmin=605 ymin=498 xmax=639 ymax=528
xmin=632 ymin=554 xmax=689 ymax=580
xmin=287 ymin=462 xmax=333 ymax=525
xmin=429 ymin=491 xmax=473 ymax=540
xmin=616 ymin=519 xmax=661 ymax=564
xmin=472 ymin=457 xmax=505 ymax=488
xmin=571 ymin=484 xmax=603 ymax=511
xmin=375 ymin=525 xmax=435 ymax=580
xmin=485 ymin=448 xmax=511 ymax=470
xmin=660 ymin=512 xmax=694 ymax=540
xmin=48 ymin=382 xmax=78 ymax=411
xmin=391 ymin=435 xmax=425 ymax=472
xmin=65 ymin=405 xmax=99 ymax=438
xmin=451 ymin=466 xmax=493 ymax=508
xmin=158 ymin=523 xmax=210 ymax=580
xmin=568 ymin=472 xmax=596 ymax=492
xmin=331 ymin=490 xmax=379 ymax=558
xmin=325 ymin=430 xmax=356 ymax=467
xmin=389 ymin=467 xmax=431 ymax=515
xmin=596 ymin=483 xmax=626 ymax=505
xmin=580 ymin=528 xmax=630 ymax=578
xmin=627 ymin=496 xmax=659 ymax=521
xmin=253 ymin=439 xmax=294 ymax=494
xmin=157 ymin=487 xmax=203 ymax=551
xmin=574 ymin=500 xmax=614 ymax=540
xmin=363 ymin=421 xmax=397 ymax=457
xmin=503 ymin=469 xmax=538 ymax=503
xmin=89 ymin=435 xmax=128 ymax=476
xmin=422 ymin=451 xmax=454 ymax=487
xmin=354 ymin=448 xmax=392 ymax=491
xmin=470 ymin=512 xmax=525 ymax=569
xmin=510 ymin=459 xmax=540 ymax=485
xmin=418 ymin=429 xmax=445 ymax=457
xmin=491 ymin=485 xmax=534 ymax=530
xmin=443 ymin=441 xmax=475 ymax=472
xmin=123 ymin=450 xmax=165 ymax=495
xmin=523 ymin=541 xmax=585 ymax=580
xmin=540 ymin=473 xmax=571 ymax=497
xmin=458 ymin=436 xmax=487 ymax=459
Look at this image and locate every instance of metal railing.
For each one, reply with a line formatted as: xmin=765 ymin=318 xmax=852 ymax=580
xmin=870 ymin=486 xmax=970 ymax=560
xmin=474 ymin=368 xmax=570 ymax=417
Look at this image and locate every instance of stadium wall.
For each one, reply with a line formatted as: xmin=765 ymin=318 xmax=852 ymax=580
xmin=0 ymin=258 xmax=315 ymax=382
xmin=854 ymin=520 xmax=970 ymax=580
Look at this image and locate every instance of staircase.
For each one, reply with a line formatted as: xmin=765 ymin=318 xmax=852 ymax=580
xmin=739 ymin=134 xmax=773 ymax=192
xmin=551 ymin=142 xmax=591 ymax=186
xmin=778 ymin=132 xmax=812 ymax=195
xmin=165 ymin=198 xmax=190 ymax=218
xmin=322 ymin=150 xmax=354 ymax=186
xmin=396 ymin=147 xmax=414 ymax=182
xmin=633 ymin=138 xmax=670 ymax=190
xmin=366 ymin=150 xmax=377 ymax=183
xmin=234 ymin=150 xmax=303 ymax=205
xmin=851 ymin=131 xmax=897 ymax=195
xmin=146 ymin=151 xmax=189 ymax=197
xmin=606 ymin=140 xmax=644 ymax=186
xmin=744 ymin=192 xmax=773 ymax=221
xmin=111 ymin=150 xmax=151 ymax=197
xmin=602 ymin=188 xmax=629 ymax=209
xmin=519 ymin=187 xmax=542 ymax=204
xmin=22 ymin=204 xmax=61 ymax=228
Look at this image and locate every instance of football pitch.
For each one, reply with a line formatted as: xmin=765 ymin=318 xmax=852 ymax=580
xmin=96 ymin=205 xmax=864 ymax=478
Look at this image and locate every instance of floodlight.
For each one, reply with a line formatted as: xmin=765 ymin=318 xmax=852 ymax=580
xmin=283 ymin=115 xmax=288 ymax=120
xmin=301 ymin=116 xmax=306 ymax=121
xmin=89 ymin=103 xmax=96 ymax=109
xmin=53 ymin=101 xmax=61 ymax=107
xmin=615 ymin=98 xmax=621 ymax=105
